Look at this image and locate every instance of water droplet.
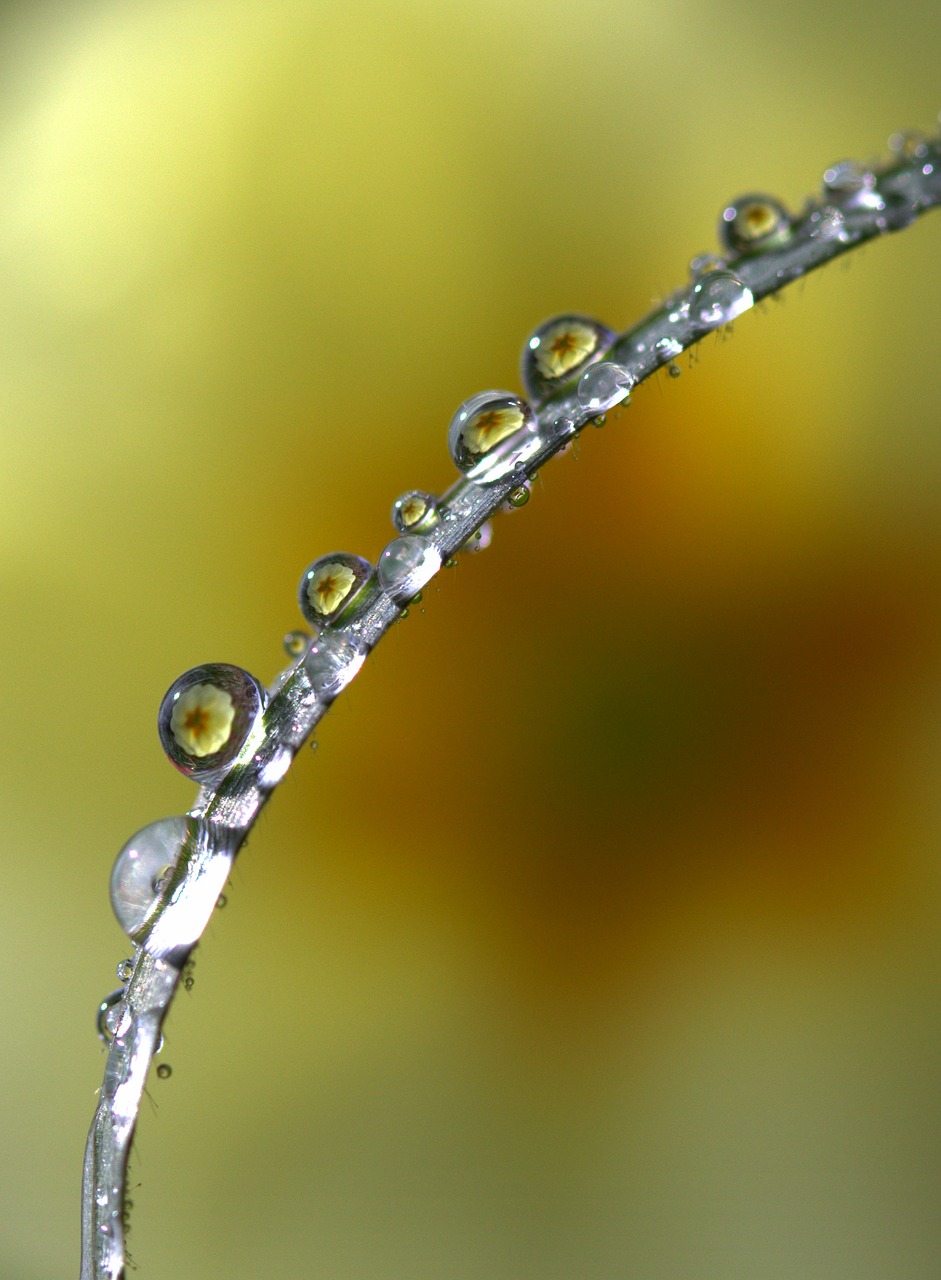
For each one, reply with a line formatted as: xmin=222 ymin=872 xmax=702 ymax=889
xmin=688 ymin=252 xmax=727 ymax=279
xmin=688 ymin=269 xmax=754 ymax=331
xmin=668 ymin=363 xmax=681 ymax=378
xmin=183 ymin=975 xmax=195 ymax=991
xmin=806 ymin=204 xmax=847 ymax=241
xmin=377 ymin=534 xmax=442 ymax=602
xmin=298 ymin=553 xmax=375 ymax=629
xmin=448 ymin=390 xmax=539 ymax=484
xmin=443 ymin=556 xmax=458 ymax=569
xmin=391 ymin=490 xmax=439 ymax=535
xmin=576 ymin=361 xmax=635 ymax=414
xmin=158 ymin=665 xmax=266 ymax=782
xmin=156 ymin=1063 xmax=172 ymax=1080
xmin=116 ymin=958 xmax=134 ymax=984
xmin=309 ymin=738 xmax=318 ymax=752
xmin=97 ymin=988 xmax=126 ymax=1043
xmin=592 ymin=414 xmax=606 ymax=428
xmin=283 ymin=630 xmax=310 ymax=658
xmin=507 ymin=485 xmax=530 ymax=508
xmin=110 ymin=815 xmax=213 ymax=941
xmin=216 ymin=893 xmax=227 ymax=909
xmin=462 ymin=522 xmax=492 ymax=554
xmin=302 ymin=632 xmax=365 ymax=697
xmin=719 ymin=194 xmax=792 ymax=253
xmin=521 ymin=315 xmax=615 ymax=405
xmin=822 ymin=161 xmax=883 ymax=209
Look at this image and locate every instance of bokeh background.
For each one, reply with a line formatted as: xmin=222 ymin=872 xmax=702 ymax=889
xmin=3 ymin=2 xmax=941 ymax=1277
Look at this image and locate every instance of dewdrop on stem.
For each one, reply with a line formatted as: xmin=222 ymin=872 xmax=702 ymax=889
xmin=157 ymin=663 xmax=267 ymax=783
xmin=447 ymin=390 xmax=540 ymax=484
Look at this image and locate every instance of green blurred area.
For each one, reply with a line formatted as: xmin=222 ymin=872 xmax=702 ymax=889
xmin=2 ymin=2 xmax=941 ymax=1277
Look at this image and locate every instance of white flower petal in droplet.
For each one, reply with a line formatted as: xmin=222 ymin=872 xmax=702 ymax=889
xmin=169 ymin=683 xmax=236 ymax=758
xmin=461 ymin=405 xmax=524 ymax=456
xmin=534 ymin=320 xmax=599 ymax=379
xmin=307 ymin=562 xmax=356 ymax=615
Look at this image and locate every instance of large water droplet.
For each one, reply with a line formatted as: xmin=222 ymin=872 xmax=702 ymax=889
xmin=302 ymin=632 xmax=365 ymax=698
xmin=158 ymin=664 xmax=267 ymax=783
xmin=391 ymin=490 xmax=439 ymax=535
xmin=521 ymin=315 xmax=615 ymax=405
xmin=822 ymin=161 xmax=883 ymax=209
xmin=448 ymin=390 xmax=539 ymax=484
xmin=577 ymin=361 xmax=635 ymax=414
xmin=298 ymin=553 xmax=375 ymax=629
xmin=110 ymin=815 xmax=211 ymax=941
xmin=688 ymin=269 xmax=753 ymax=331
xmin=377 ymin=535 xmax=442 ymax=602
xmin=719 ymin=194 xmax=792 ymax=253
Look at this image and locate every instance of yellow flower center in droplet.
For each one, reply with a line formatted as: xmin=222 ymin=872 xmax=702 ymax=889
xmin=170 ymin=683 xmax=236 ymax=758
xmin=535 ymin=322 xmax=598 ymax=379
xmin=462 ymin=405 xmax=523 ymax=456
xmin=740 ymin=202 xmax=778 ymax=239
xmin=308 ymin=562 xmax=356 ymax=615
xmin=400 ymin=497 xmax=427 ymax=527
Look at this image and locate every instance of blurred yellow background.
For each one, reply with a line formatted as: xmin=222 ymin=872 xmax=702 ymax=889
xmin=2 ymin=1 xmax=941 ymax=1277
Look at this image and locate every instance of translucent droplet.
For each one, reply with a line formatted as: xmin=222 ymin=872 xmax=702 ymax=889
xmin=110 ymin=815 xmax=212 ymax=941
xmin=97 ymin=988 xmax=126 ymax=1043
xmin=822 ymin=161 xmax=883 ymax=209
xmin=283 ymin=630 xmax=310 ymax=658
xmin=688 ymin=252 xmax=727 ymax=279
xmin=391 ymin=490 xmax=439 ymax=535
xmin=443 ymin=556 xmax=458 ymax=569
xmin=302 ymin=632 xmax=364 ymax=697
xmin=216 ymin=893 xmax=227 ymax=909
xmin=158 ymin=664 xmax=266 ymax=782
xmin=377 ymin=535 xmax=442 ymax=602
xmin=576 ymin=361 xmax=635 ymax=414
xmin=462 ymin=521 xmax=492 ymax=554
xmin=521 ymin=314 xmax=615 ymax=406
xmin=719 ymin=194 xmax=792 ymax=253
xmin=688 ymin=269 xmax=754 ymax=331
xmin=507 ymin=485 xmax=530 ymax=508
xmin=116 ymin=958 xmax=134 ymax=984
xmin=448 ymin=390 xmax=539 ymax=484
xmin=298 ymin=553 xmax=376 ymax=629
xmin=807 ymin=204 xmax=847 ymax=241
xmin=156 ymin=1063 xmax=172 ymax=1080
xmin=668 ymin=363 xmax=681 ymax=378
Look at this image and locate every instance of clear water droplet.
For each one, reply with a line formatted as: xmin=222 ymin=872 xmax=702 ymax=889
xmin=521 ymin=314 xmax=615 ymax=405
xmin=668 ymin=363 xmax=681 ymax=378
xmin=110 ymin=815 xmax=212 ymax=941
xmin=443 ymin=556 xmax=458 ymax=569
xmin=216 ymin=893 xmax=227 ymax=909
xmin=448 ymin=390 xmax=539 ymax=484
xmin=688 ymin=269 xmax=754 ymax=331
xmin=283 ymin=630 xmax=310 ymax=658
xmin=576 ymin=361 xmax=635 ymax=414
xmin=298 ymin=553 xmax=375 ymax=629
xmin=97 ymin=988 xmax=126 ymax=1043
xmin=158 ymin=664 xmax=266 ymax=782
xmin=377 ymin=535 xmax=442 ymax=602
xmin=719 ymin=194 xmax=792 ymax=253
xmin=156 ymin=1063 xmax=172 ymax=1080
xmin=302 ymin=632 xmax=364 ymax=697
xmin=688 ymin=252 xmax=727 ymax=279
xmin=391 ymin=490 xmax=439 ymax=535
xmin=822 ymin=161 xmax=883 ymax=209
xmin=462 ymin=522 xmax=492 ymax=554
xmin=507 ymin=485 xmax=530 ymax=508
xmin=116 ymin=958 xmax=134 ymax=984
xmin=807 ymin=204 xmax=847 ymax=241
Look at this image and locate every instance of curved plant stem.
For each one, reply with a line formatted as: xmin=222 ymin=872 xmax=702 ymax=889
xmin=81 ymin=135 xmax=941 ymax=1280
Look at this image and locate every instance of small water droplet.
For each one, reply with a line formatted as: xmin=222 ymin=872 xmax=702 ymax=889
xmin=592 ymin=414 xmax=606 ymax=428
xmin=806 ymin=204 xmax=847 ymax=241
xmin=507 ymin=485 xmax=530 ymax=508
xmin=298 ymin=553 xmax=376 ymax=629
xmin=412 ymin=591 xmax=423 ymax=604
xmin=377 ymin=535 xmax=442 ymax=602
xmin=183 ymin=974 xmax=195 ymax=991
xmin=309 ymin=738 xmax=318 ymax=752
xmin=156 ymin=1063 xmax=172 ymax=1080
xmin=97 ymin=988 xmax=126 ymax=1043
xmin=158 ymin=665 xmax=267 ymax=783
xmin=116 ymin=958 xmax=134 ymax=984
xmin=668 ymin=363 xmax=681 ymax=378
xmin=522 ymin=315 xmax=615 ymax=405
xmin=283 ymin=630 xmax=310 ymax=658
xmin=216 ymin=893 xmax=227 ymax=909
xmin=719 ymin=194 xmax=792 ymax=253
xmin=443 ymin=556 xmax=458 ymax=569
xmin=688 ymin=269 xmax=754 ymax=331
xmin=448 ymin=390 xmax=539 ymax=484
xmin=462 ymin=522 xmax=492 ymax=554
xmin=391 ymin=490 xmax=440 ymax=535
xmin=822 ymin=161 xmax=883 ymax=209
xmin=110 ymin=815 xmax=215 ymax=941
xmin=576 ymin=361 xmax=635 ymax=414
xmin=302 ymin=632 xmax=364 ymax=697
xmin=688 ymin=252 xmax=727 ymax=279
